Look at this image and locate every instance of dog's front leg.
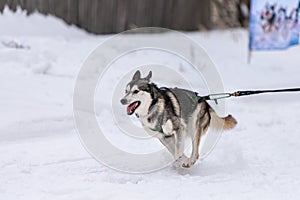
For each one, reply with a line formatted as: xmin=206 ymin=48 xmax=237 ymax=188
xmin=174 ymin=128 xmax=185 ymax=160
xmin=161 ymin=120 xmax=186 ymax=160
xmin=158 ymin=136 xmax=175 ymax=156
xmin=158 ymin=135 xmax=187 ymax=163
xmin=182 ymin=126 xmax=209 ymax=168
xmin=182 ymin=130 xmax=201 ymax=168
xmin=146 ymin=128 xmax=176 ymax=157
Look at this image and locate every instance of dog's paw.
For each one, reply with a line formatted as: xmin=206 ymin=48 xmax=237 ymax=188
xmin=182 ymin=162 xmax=191 ymax=168
xmin=182 ymin=158 xmax=197 ymax=168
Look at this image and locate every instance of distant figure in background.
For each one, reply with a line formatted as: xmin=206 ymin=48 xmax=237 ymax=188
xmin=261 ymin=3 xmax=278 ymax=32
xmin=260 ymin=1 xmax=300 ymax=33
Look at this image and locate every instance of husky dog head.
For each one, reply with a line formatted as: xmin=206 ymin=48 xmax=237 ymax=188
xmin=120 ymin=70 xmax=154 ymax=116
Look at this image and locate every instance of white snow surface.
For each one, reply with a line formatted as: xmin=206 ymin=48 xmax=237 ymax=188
xmin=1 ymin=8 xmax=300 ymax=200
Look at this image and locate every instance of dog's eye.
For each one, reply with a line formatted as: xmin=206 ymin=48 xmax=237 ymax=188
xmin=133 ymin=90 xmax=139 ymax=94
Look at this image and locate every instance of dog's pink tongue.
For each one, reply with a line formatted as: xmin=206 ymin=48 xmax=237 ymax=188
xmin=127 ymin=104 xmax=134 ymax=114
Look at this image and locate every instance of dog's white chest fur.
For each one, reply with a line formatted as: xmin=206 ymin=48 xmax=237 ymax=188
xmin=161 ymin=119 xmax=174 ymax=136
xmin=139 ymin=115 xmax=174 ymax=137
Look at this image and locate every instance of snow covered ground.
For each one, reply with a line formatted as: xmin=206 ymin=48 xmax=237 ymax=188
xmin=1 ymin=7 xmax=300 ymax=200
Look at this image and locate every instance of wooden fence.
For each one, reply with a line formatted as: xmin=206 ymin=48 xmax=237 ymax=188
xmin=0 ymin=0 xmax=212 ymax=34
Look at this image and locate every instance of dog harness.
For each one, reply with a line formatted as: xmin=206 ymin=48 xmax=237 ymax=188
xmin=150 ymin=89 xmax=201 ymax=135
xmin=151 ymin=114 xmax=164 ymax=134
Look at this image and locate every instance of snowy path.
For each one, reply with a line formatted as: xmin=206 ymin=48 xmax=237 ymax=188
xmin=1 ymin=9 xmax=300 ymax=200
xmin=2 ymin=101 xmax=300 ymax=200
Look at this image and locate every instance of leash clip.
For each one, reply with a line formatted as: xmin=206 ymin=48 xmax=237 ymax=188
xmin=207 ymin=93 xmax=231 ymax=104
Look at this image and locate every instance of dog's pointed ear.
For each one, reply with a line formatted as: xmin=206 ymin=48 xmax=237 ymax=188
xmin=145 ymin=71 xmax=152 ymax=82
xmin=132 ymin=70 xmax=141 ymax=81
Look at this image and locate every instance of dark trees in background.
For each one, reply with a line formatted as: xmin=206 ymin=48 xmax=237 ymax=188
xmin=0 ymin=0 xmax=249 ymax=34
xmin=211 ymin=0 xmax=250 ymax=28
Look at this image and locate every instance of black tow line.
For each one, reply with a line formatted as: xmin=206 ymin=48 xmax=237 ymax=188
xmin=199 ymin=88 xmax=300 ymax=104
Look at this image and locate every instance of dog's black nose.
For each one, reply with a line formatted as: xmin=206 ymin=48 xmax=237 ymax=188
xmin=120 ymin=99 xmax=127 ymax=105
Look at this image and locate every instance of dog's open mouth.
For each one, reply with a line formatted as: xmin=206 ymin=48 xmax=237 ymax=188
xmin=127 ymin=101 xmax=140 ymax=115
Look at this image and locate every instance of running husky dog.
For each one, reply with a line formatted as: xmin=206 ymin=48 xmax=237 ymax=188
xmin=120 ymin=70 xmax=237 ymax=168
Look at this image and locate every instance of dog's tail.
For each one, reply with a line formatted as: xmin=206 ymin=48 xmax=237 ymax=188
xmin=209 ymin=108 xmax=237 ymax=130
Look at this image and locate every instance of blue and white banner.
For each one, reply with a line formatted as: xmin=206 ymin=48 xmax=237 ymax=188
xmin=249 ymin=0 xmax=300 ymax=50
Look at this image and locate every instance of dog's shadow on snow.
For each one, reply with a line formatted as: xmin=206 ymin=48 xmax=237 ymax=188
xmin=176 ymin=160 xmax=247 ymax=177
xmin=172 ymin=147 xmax=248 ymax=177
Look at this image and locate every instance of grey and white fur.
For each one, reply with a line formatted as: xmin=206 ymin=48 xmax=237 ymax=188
xmin=120 ymin=70 xmax=237 ymax=168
